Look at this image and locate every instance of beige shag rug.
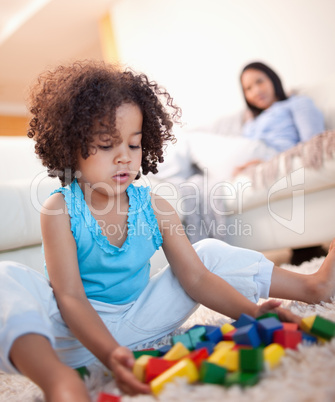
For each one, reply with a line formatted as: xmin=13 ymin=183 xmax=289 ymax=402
xmin=1 ymin=256 xmax=335 ymax=402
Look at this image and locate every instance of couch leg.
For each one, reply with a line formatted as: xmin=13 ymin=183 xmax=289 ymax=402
xmin=290 ymin=245 xmax=327 ymax=266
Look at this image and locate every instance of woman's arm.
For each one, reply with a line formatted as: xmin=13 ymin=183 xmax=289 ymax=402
xmin=41 ymin=193 xmax=150 ymax=395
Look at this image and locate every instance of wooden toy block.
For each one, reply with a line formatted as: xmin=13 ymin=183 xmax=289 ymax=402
xmin=133 ymin=349 xmax=161 ymax=359
xmin=145 ymin=357 xmax=177 ymax=383
xmin=186 ymin=347 xmax=209 ymax=368
xmin=133 ymin=354 xmax=152 ymax=382
xmin=233 ymin=313 xmax=257 ymax=328
xmin=300 ymin=315 xmax=316 ymax=333
xmin=200 ymin=361 xmax=227 ymax=384
xmin=273 ymin=329 xmax=302 ymax=350
xmin=214 ymin=340 xmax=235 ymax=351
xmin=239 ymin=347 xmax=264 ymax=372
xmin=221 ymin=349 xmax=239 ymax=372
xmin=150 ymin=358 xmax=199 ymax=395
xmin=223 ymin=329 xmax=237 ymax=341
xmin=264 ymin=343 xmax=285 ymax=369
xmin=233 ymin=324 xmax=261 ymax=348
xmin=75 ymin=366 xmax=90 ymax=379
xmin=208 ymin=345 xmax=230 ymax=365
xmin=158 ymin=345 xmax=172 ymax=354
xmin=172 ymin=333 xmax=193 ymax=350
xmin=282 ymin=322 xmax=299 ymax=331
xmin=187 ymin=326 xmax=207 ymax=349
xmin=301 ymin=332 xmax=318 ymax=344
xmin=257 ymin=317 xmax=283 ymax=345
xmin=310 ymin=315 xmax=335 ymax=340
xmin=204 ymin=325 xmax=223 ymax=343
xmin=163 ymin=342 xmax=190 ymax=361
xmin=221 ymin=323 xmax=236 ymax=335
xmin=96 ymin=392 xmax=121 ymax=402
xmin=256 ymin=312 xmax=279 ymax=321
xmin=194 ymin=341 xmax=216 ymax=355
xmin=224 ymin=371 xmax=260 ymax=387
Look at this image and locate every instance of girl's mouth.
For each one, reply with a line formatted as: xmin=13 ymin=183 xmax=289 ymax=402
xmin=113 ymin=172 xmax=130 ymax=183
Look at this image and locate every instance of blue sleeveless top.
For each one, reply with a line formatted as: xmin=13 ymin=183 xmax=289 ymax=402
xmin=48 ymin=180 xmax=163 ymax=305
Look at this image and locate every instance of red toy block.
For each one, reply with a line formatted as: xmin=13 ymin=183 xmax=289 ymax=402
xmin=96 ymin=392 xmax=121 ymax=402
xmin=282 ymin=322 xmax=299 ymax=331
xmin=145 ymin=357 xmax=177 ymax=383
xmin=186 ymin=347 xmax=209 ymax=368
xmin=273 ymin=329 xmax=302 ymax=350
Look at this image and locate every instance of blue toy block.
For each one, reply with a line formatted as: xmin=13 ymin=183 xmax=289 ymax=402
xmin=204 ymin=325 xmax=223 ymax=343
xmin=187 ymin=326 xmax=207 ymax=349
xmin=158 ymin=345 xmax=172 ymax=354
xmin=233 ymin=324 xmax=261 ymax=348
xmin=301 ymin=332 xmax=318 ymax=344
xmin=172 ymin=333 xmax=193 ymax=350
xmin=257 ymin=317 xmax=283 ymax=345
xmin=232 ymin=314 xmax=257 ymax=328
xmin=194 ymin=341 xmax=216 ymax=355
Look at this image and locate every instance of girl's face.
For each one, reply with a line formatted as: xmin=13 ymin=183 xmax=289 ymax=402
xmin=77 ymin=102 xmax=143 ymax=198
xmin=241 ymin=69 xmax=277 ymax=110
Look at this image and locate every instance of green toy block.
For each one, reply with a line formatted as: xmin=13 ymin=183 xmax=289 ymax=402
xmin=172 ymin=333 xmax=194 ymax=350
xmin=224 ymin=371 xmax=260 ymax=387
xmin=239 ymin=347 xmax=264 ymax=372
xmin=256 ymin=312 xmax=279 ymax=321
xmin=133 ymin=349 xmax=161 ymax=359
xmin=187 ymin=326 xmax=207 ymax=349
xmin=75 ymin=366 xmax=90 ymax=379
xmin=200 ymin=361 xmax=227 ymax=385
xmin=310 ymin=316 xmax=335 ymax=340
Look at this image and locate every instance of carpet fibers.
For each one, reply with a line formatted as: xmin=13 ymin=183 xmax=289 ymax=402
xmin=1 ymin=257 xmax=335 ymax=402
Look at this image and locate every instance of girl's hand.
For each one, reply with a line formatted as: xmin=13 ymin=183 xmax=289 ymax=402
xmin=108 ymin=346 xmax=151 ymax=396
xmin=256 ymin=299 xmax=302 ymax=325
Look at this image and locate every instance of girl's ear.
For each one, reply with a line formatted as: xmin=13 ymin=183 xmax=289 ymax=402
xmin=135 ymin=171 xmax=141 ymax=180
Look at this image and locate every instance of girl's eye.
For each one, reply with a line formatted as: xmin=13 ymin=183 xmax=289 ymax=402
xmin=130 ymin=145 xmax=141 ymax=149
xmin=98 ymin=145 xmax=113 ymax=150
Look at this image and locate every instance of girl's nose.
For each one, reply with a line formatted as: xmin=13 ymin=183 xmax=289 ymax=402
xmin=115 ymin=145 xmax=131 ymax=164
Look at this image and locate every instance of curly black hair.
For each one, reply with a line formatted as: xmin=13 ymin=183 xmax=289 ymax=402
xmin=27 ymin=60 xmax=181 ymax=186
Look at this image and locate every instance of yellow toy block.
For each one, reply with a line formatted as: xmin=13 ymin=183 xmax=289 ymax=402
xmin=222 ymin=349 xmax=239 ymax=371
xmin=208 ymin=346 xmax=230 ymax=365
xmin=133 ymin=355 xmax=152 ymax=382
xmin=163 ymin=342 xmax=189 ymax=361
xmin=150 ymin=358 xmax=199 ymax=395
xmin=300 ymin=316 xmax=316 ymax=333
xmin=214 ymin=341 xmax=235 ymax=351
xmin=221 ymin=323 xmax=236 ymax=335
xmin=264 ymin=343 xmax=285 ymax=369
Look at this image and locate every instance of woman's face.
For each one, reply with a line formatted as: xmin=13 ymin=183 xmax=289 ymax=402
xmin=241 ymin=69 xmax=277 ymax=110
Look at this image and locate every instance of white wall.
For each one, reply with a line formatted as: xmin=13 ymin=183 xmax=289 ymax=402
xmin=110 ymin=0 xmax=335 ymax=128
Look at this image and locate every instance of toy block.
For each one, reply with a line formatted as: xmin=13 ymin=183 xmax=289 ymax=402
xmin=204 ymin=325 xmax=223 ymax=343
xmin=232 ymin=324 xmax=261 ymax=348
xmin=194 ymin=341 xmax=216 ymax=355
xmin=150 ymin=358 xmax=199 ymax=395
xmin=133 ymin=349 xmax=161 ymax=359
xmin=273 ymin=329 xmax=302 ymax=350
xmin=187 ymin=326 xmax=206 ymax=349
xmin=257 ymin=317 xmax=283 ymax=345
xmin=233 ymin=313 xmax=257 ymax=328
xmin=264 ymin=343 xmax=285 ymax=369
xmin=310 ymin=315 xmax=335 ymax=340
xmin=208 ymin=346 xmax=230 ymax=365
xmin=223 ymin=329 xmax=237 ymax=341
xmin=300 ymin=315 xmax=316 ymax=333
xmin=163 ymin=342 xmax=189 ymax=361
xmin=224 ymin=371 xmax=260 ymax=387
xmin=75 ymin=366 xmax=90 ymax=379
xmin=301 ymin=332 xmax=318 ymax=344
xmin=145 ymin=357 xmax=177 ymax=383
xmin=256 ymin=312 xmax=279 ymax=321
xmin=221 ymin=349 xmax=239 ymax=372
xmin=214 ymin=341 xmax=235 ymax=351
xmin=186 ymin=347 xmax=209 ymax=368
xmin=221 ymin=323 xmax=236 ymax=335
xmin=200 ymin=361 xmax=227 ymax=384
xmin=239 ymin=347 xmax=264 ymax=372
xmin=96 ymin=392 xmax=121 ymax=402
xmin=133 ymin=354 xmax=152 ymax=382
xmin=172 ymin=333 xmax=193 ymax=350
xmin=282 ymin=322 xmax=299 ymax=331
xmin=158 ymin=345 xmax=171 ymax=354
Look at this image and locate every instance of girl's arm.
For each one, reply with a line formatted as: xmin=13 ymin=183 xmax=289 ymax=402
xmin=152 ymin=194 xmax=297 ymax=322
xmin=41 ymin=193 xmax=150 ymax=395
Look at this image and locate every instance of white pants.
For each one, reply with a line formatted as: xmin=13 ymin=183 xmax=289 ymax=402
xmin=0 ymin=239 xmax=273 ymax=373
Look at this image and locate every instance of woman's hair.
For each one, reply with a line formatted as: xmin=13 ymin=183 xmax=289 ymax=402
xmin=240 ymin=61 xmax=288 ymax=117
xmin=28 ymin=60 xmax=181 ymax=186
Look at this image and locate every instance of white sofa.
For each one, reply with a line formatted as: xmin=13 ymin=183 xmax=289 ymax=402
xmin=0 ymin=75 xmax=334 ymax=273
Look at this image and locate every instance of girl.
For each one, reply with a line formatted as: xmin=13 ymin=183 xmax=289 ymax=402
xmin=233 ymin=61 xmax=324 ymax=175
xmin=0 ymin=61 xmax=334 ymax=402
